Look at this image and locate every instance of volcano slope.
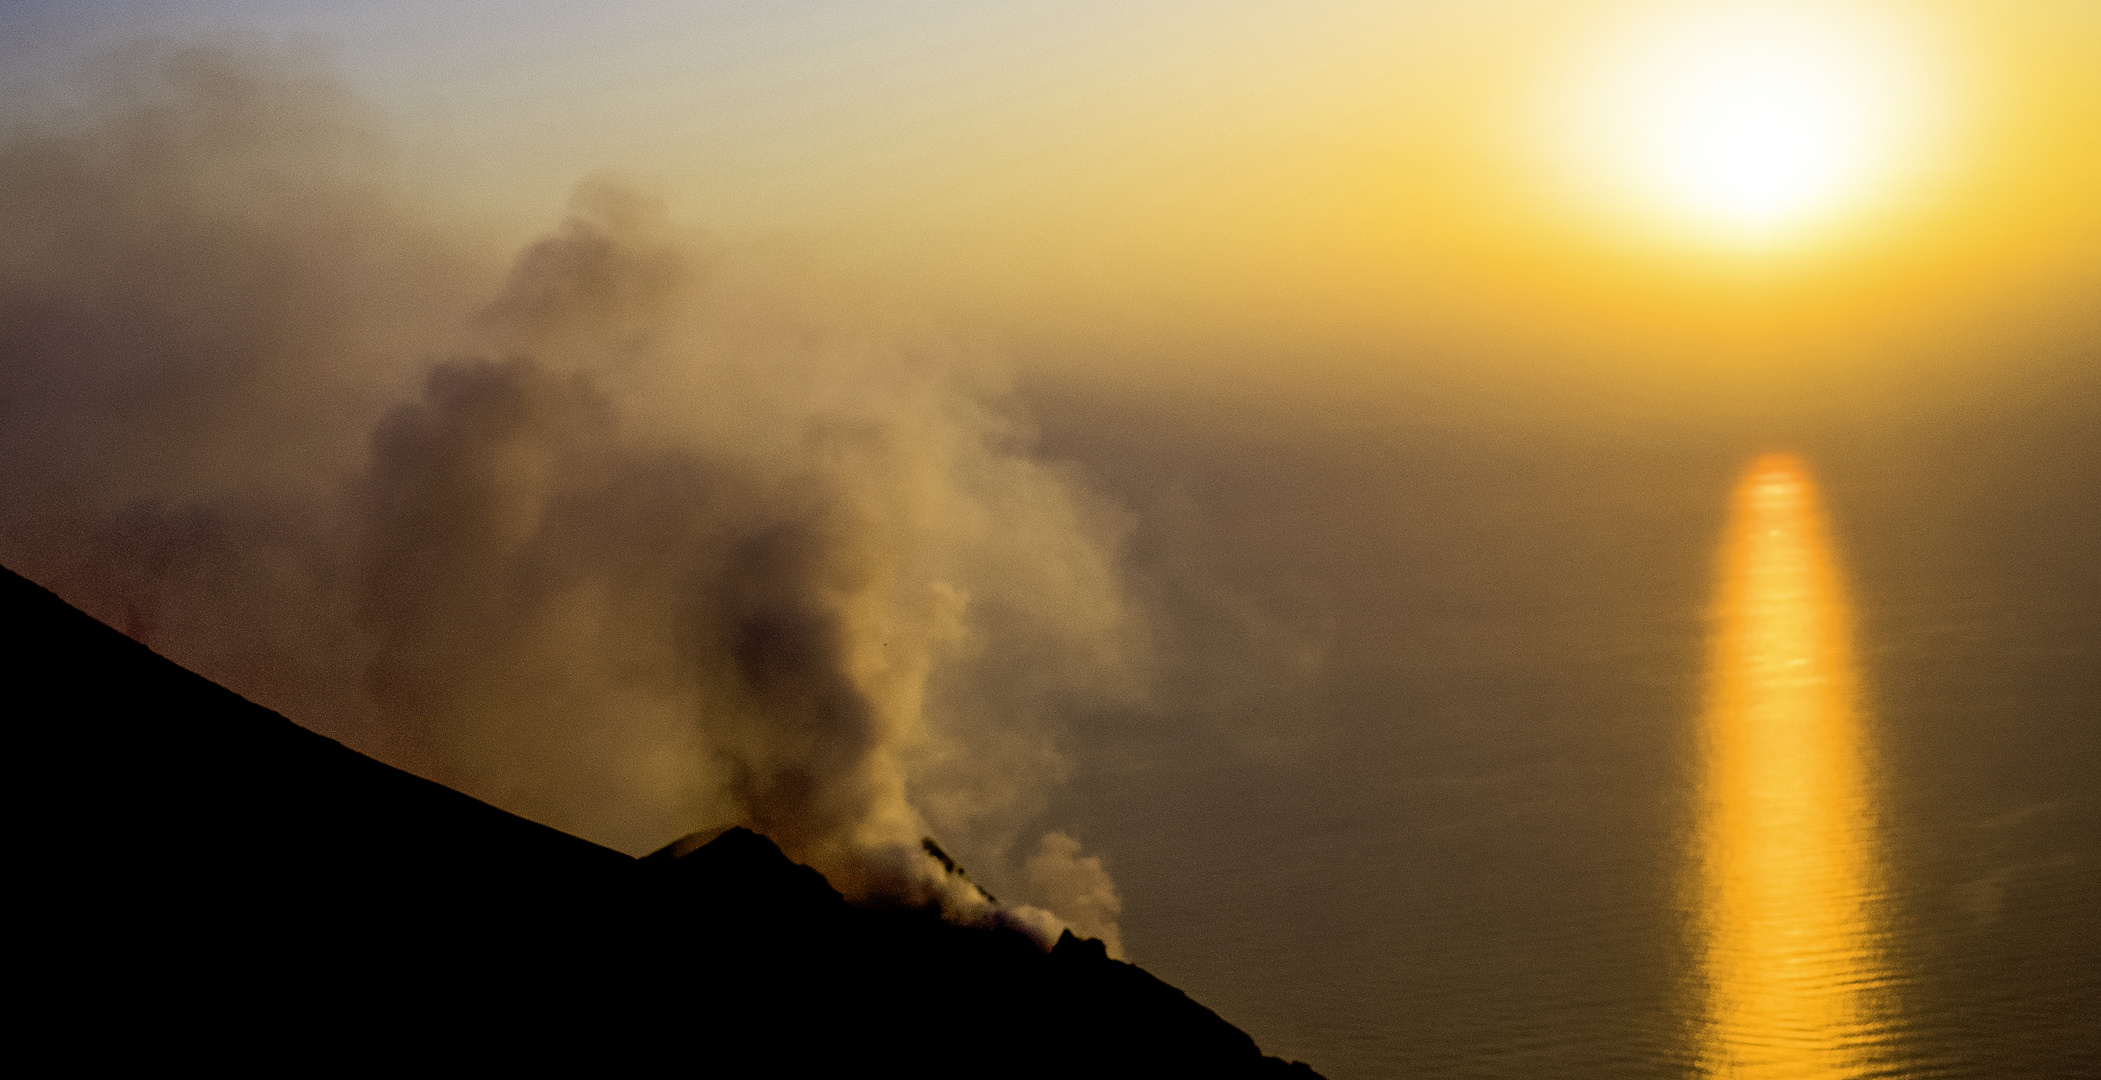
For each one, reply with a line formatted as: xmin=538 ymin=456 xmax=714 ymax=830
xmin=5 ymin=563 xmax=1321 ymax=1076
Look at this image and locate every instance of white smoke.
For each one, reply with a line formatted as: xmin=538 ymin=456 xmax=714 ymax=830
xmin=1024 ymin=831 xmax=1126 ymax=957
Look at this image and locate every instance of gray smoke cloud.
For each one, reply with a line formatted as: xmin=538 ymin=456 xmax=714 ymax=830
xmin=0 ymin=44 xmax=1136 ymax=944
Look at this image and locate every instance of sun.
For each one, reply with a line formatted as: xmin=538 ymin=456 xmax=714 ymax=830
xmin=1557 ymin=3 xmax=1936 ymax=244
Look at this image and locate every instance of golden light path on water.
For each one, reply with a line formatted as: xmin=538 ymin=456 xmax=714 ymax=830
xmin=1695 ymin=454 xmax=1897 ymax=1078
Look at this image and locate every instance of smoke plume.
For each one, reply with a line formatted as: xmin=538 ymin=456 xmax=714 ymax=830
xmin=0 ymin=45 xmax=1136 ymax=941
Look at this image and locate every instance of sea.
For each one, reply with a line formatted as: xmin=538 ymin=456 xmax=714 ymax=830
xmin=1029 ymin=368 xmax=2101 ymax=1079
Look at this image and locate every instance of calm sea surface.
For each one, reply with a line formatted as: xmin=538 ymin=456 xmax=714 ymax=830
xmin=1032 ymin=378 xmax=2101 ymax=1079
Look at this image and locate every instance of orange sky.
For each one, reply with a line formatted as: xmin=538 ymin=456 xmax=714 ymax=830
xmin=4 ymin=0 xmax=2095 ymax=417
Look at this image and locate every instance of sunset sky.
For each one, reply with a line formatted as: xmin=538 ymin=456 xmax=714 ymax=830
xmin=7 ymin=0 xmax=2095 ymax=408
xmin=4 ymin=4 xmax=2095 ymax=1076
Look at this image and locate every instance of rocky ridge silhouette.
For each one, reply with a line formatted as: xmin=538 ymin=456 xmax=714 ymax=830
xmin=7 ymin=563 xmax=1321 ymax=1075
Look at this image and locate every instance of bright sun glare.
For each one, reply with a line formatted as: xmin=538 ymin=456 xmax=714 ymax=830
xmin=1563 ymin=3 xmax=1935 ymax=244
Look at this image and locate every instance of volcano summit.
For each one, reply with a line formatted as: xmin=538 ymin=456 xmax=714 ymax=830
xmin=7 ymin=563 xmax=1319 ymax=1075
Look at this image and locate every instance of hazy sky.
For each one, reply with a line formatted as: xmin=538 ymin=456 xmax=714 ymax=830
xmin=5 ymin=6 xmax=2096 ymax=1072
xmin=8 ymin=0 xmax=2095 ymax=413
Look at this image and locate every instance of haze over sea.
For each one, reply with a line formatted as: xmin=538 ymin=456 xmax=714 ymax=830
xmin=1033 ymin=375 xmax=2100 ymax=1079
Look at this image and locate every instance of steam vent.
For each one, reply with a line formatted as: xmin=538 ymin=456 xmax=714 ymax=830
xmin=7 ymin=563 xmax=1320 ymax=1075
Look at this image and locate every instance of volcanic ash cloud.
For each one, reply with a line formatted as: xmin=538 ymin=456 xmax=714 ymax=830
xmin=0 ymin=45 xmax=1137 ymax=944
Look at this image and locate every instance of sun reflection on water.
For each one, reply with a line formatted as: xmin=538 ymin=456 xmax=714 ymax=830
xmin=1694 ymin=454 xmax=1896 ymax=1078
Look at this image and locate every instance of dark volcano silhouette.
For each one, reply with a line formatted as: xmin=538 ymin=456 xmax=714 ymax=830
xmin=6 ymin=563 xmax=1321 ymax=1075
